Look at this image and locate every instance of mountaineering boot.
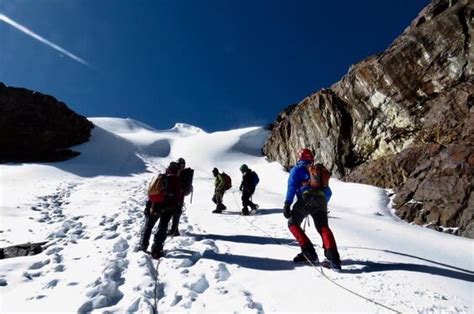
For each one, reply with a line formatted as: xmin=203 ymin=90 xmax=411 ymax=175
xmin=133 ymin=245 xmax=147 ymax=253
xmin=212 ymin=207 xmax=223 ymax=214
xmin=151 ymin=250 xmax=164 ymax=260
xmin=293 ymin=250 xmax=319 ymax=263
xmin=167 ymin=229 xmax=180 ymax=236
xmin=242 ymin=208 xmax=250 ymax=216
xmin=217 ymin=203 xmax=227 ymax=211
xmin=320 ymin=259 xmax=342 ymax=272
xmin=250 ymin=204 xmax=259 ymax=215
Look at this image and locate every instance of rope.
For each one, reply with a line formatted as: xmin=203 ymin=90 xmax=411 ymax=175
xmin=231 ymin=190 xmax=242 ymax=212
xmin=242 ymin=211 xmax=401 ymax=313
xmin=150 ymin=220 xmax=174 ymax=313
xmin=151 ymin=258 xmax=161 ymax=314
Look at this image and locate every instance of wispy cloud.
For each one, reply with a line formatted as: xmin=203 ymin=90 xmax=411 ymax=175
xmin=0 ymin=13 xmax=88 ymax=66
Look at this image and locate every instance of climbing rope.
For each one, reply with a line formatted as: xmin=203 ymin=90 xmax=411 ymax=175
xmin=151 ymin=258 xmax=161 ymax=314
xmin=150 ymin=220 xmax=174 ymax=313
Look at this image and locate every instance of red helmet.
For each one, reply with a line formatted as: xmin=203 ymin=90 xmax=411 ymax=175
xmin=298 ymin=148 xmax=314 ymax=161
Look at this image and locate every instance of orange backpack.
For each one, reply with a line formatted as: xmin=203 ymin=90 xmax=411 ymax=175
xmin=307 ymin=163 xmax=330 ymax=189
xmin=147 ymin=174 xmax=167 ymax=203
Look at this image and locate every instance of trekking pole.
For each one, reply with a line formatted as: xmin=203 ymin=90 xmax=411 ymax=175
xmin=190 ymin=190 xmax=193 ymax=204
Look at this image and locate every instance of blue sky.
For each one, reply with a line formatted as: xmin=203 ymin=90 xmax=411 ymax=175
xmin=0 ymin=0 xmax=429 ymax=132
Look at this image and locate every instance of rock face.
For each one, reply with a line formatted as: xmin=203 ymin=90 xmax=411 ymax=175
xmin=0 ymin=83 xmax=94 ymax=163
xmin=263 ymin=0 xmax=473 ymax=237
xmin=0 ymin=242 xmax=47 ymax=259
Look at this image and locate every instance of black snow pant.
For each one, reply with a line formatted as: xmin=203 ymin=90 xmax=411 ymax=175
xmin=170 ymin=205 xmax=183 ymax=233
xmin=139 ymin=200 xmax=175 ymax=254
xmin=241 ymin=188 xmax=257 ymax=211
xmin=212 ymin=189 xmax=226 ymax=209
xmin=287 ymin=192 xmax=341 ymax=263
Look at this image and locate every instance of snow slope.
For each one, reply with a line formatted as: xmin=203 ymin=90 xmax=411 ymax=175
xmin=1 ymin=117 xmax=473 ymax=313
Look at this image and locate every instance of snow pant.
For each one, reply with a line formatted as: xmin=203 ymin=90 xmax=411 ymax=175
xmin=287 ymin=191 xmax=341 ymax=263
xmin=139 ymin=201 xmax=175 ymax=254
xmin=212 ymin=189 xmax=225 ymax=208
xmin=241 ymin=188 xmax=257 ymax=211
xmin=170 ymin=205 xmax=183 ymax=233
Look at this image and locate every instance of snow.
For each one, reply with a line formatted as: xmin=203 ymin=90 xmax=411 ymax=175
xmin=1 ymin=117 xmax=473 ymax=313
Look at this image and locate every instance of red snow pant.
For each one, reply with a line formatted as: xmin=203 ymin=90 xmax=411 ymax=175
xmin=287 ymin=192 xmax=341 ymax=263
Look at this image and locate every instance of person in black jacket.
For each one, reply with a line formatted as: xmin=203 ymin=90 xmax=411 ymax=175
xmin=168 ymin=158 xmax=193 ymax=236
xmin=239 ymin=164 xmax=259 ymax=215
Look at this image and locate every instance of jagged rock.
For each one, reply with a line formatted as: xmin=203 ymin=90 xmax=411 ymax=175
xmin=0 ymin=242 xmax=47 ymax=259
xmin=264 ymin=91 xmax=353 ymax=173
xmin=0 ymin=82 xmax=94 ymax=163
xmin=263 ymin=0 xmax=473 ymax=237
xmin=346 ymin=142 xmax=473 ymax=237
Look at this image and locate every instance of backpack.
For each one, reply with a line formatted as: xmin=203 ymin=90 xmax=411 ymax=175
xmin=147 ymin=173 xmax=168 ymax=203
xmin=307 ymin=163 xmax=330 ymax=189
xmin=222 ymin=172 xmax=232 ymax=190
xmin=251 ymin=171 xmax=260 ymax=187
xmin=180 ymin=168 xmax=194 ymax=196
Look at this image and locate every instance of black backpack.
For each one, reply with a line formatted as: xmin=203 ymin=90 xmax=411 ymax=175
xmin=180 ymin=168 xmax=194 ymax=196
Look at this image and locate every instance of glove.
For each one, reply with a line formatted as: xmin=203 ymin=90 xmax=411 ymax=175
xmin=283 ymin=202 xmax=292 ymax=219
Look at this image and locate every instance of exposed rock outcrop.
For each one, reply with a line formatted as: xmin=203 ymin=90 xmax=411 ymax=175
xmin=0 ymin=83 xmax=94 ymax=163
xmin=0 ymin=242 xmax=47 ymax=259
xmin=263 ymin=0 xmax=473 ymax=237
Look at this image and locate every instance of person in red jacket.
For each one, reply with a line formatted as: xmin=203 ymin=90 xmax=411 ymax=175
xmin=138 ymin=161 xmax=183 ymax=259
xmin=283 ymin=148 xmax=341 ymax=271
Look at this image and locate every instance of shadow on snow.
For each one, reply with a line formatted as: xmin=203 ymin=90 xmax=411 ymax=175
xmin=340 ymin=246 xmax=474 ymax=275
xmin=202 ymin=250 xmax=295 ymax=271
xmin=341 ymin=259 xmax=474 ymax=282
xmin=188 ymin=232 xmax=296 ymax=246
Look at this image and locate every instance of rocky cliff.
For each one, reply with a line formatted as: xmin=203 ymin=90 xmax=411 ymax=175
xmin=263 ymin=0 xmax=473 ymax=237
xmin=0 ymin=83 xmax=94 ymax=163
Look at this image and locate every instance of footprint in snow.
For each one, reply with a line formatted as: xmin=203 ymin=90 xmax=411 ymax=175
xmin=243 ymin=290 xmax=264 ymax=312
xmin=80 ymin=237 xmax=131 ymax=311
xmin=29 ymin=259 xmax=50 ymax=270
xmin=201 ymin=239 xmax=219 ymax=252
xmin=113 ymin=238 xmax=130 ymax=258
xmin=214 ymin=263 xmax=231 ymax=282
xmin=54 ymin=265 xmax=65 ymax=272
xmin=79 ymin=260 xmax=128 ymax=312
xmin=167 ymin=249 xmax=202 ymax=268
xmin=23 ymin=270 xmax=42 ymax=279
xmin=170 ymin=293 xmax=183 ymax=307
xmin=44 ymin=246 xmax=63 ymax=256
xmin=105 ymin=232 xmax=120 ymax=240
xmin=187 ymin=275 xmax=209 ymax=294
xmin=43 ymin=279 xmax=59 ymax=289
xmin=176 ymin=237 xmax=195 ymax=247
xmin=104 ymin=223 xmax=119 ymax=232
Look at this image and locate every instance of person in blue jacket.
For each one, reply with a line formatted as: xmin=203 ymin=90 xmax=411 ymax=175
xmin=283 ymin=148 xmax=341 ymax=270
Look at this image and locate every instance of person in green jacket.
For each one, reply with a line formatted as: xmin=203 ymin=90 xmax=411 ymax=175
xmin=212 ymin=167 xmax=227 ymax=213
